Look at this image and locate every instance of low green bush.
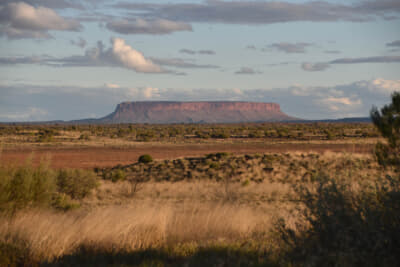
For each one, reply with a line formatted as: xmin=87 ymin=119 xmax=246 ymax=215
xmin=111 ymin=169 xmax=126 ymax=182
xmin=0 ymin=161 xmax=56 ymax=214
xmin=56 ymin=169 xmax=98 ymax=199
xmin=138 ymin=154 xmax=153 ymax=164
xmin=0 ymin=159 xmax=98 ymax=213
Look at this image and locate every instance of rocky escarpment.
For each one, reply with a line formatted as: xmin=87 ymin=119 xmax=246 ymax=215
xmin=99 ymin=101 xmax=296 ymax=123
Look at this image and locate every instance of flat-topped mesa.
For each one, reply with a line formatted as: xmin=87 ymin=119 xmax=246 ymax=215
xmin=117 ymin=101 xmax=281 ymax=112
xmin=100 ymin=101 xmax=296 ymax=123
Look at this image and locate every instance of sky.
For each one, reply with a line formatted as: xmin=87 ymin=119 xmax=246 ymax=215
xmin=0 ymin=0 xmax=400 ymax=121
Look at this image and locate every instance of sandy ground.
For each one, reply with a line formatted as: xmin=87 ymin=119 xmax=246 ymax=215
xmin=1 ymin=142 xmax=374 ymax=169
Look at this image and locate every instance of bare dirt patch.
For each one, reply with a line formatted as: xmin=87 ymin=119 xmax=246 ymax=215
xmin=1 ymin=142 xmax=373 ymax=169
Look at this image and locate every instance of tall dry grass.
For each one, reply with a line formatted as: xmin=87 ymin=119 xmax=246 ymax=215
xmin=0 ymin=202 xmax=274 ymax=262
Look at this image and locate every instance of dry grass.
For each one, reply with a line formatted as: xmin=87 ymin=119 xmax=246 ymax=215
xmin=0 ymin=202 xmax=280 ymax=262
xmin=0 ymin=151 xmax=393 ymax=266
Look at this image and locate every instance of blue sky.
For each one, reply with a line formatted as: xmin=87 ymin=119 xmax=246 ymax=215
xmin=0 ymin=0 xmax=400 ymax=121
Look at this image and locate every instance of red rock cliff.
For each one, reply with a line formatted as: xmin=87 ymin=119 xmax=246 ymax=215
xmin=100 ymin=101 xmax=295 ymax=123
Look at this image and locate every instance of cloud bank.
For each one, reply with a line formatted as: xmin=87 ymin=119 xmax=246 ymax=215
xmin=113 ymin=0 xmax=400 ymax=25
xmin=1 ymin=78 xmax=399 ymax=121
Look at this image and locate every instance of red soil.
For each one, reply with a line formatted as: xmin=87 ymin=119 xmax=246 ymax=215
xmin=1 ymin=143 xmax=373 ymax=169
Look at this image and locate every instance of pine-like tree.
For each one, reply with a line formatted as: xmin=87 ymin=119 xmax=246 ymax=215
xmin=370 ymin=92 xmax=400 ymax=169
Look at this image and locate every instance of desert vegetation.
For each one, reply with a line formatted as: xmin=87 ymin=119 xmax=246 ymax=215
xmin=0 ymin=122 xmax=379 ymax=146
xmin=0 ymin=93 xmax=399 ymax=266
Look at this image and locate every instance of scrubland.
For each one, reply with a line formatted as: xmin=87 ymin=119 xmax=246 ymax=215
xmin=0 ymin=121 xmax=399 ymax=266
xmin=1 ymin=151 xmax=398 ymax=266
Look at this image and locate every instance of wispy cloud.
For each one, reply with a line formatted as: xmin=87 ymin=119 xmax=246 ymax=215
xmin=268 ymin=42 xmax=313 ymax=54
xmin=235 ymin=67 xmax=262 ymax=75
xmin=0 ymin=0 xmax=85 ymax=10
xmin=330 ymin=56 xmax=400 ymax=64
xmin=179 ymin=49 xmax=216 ymax=55
xmin=301 ymin=62 xmax=330 ymax=72
xmin=70 ymin=37 xmax=87 ymax=48
xmin=113 ymin=0 xmax=400 ymax=25
xmin=324 ymin=50 xmax=341 ymax=54
xmin=150 ymin=57 xmax=219 ymax=69
xmin=386 ymin=40 xmax=400 ymax=47
xmin=302 ymin=55 xmax=400 ymax=71
xmin=106 ymin=18 xmax=192 ymax=35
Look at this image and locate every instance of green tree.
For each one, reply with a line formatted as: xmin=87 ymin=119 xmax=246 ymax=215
xmin=370 ymin=92 xmax=400 ymax=169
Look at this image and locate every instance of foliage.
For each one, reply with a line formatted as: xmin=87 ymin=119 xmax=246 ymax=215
xmin=37 ymin=129 xmax=57 ymax=142
xmin=0 ymin=160 xmax=56 ymax=214
xmin=0 ymin=122 xmax=379 ymax=143
xmin=278 ymin=173 xmax=400 ymax=267
xmin=138 ymin=154 xmax=153 ymax=164
xmin=371 ymin=91 xmax=400 ymax=169
xmin=79 ymin=133 xmax=90 ymax=141
xmin=56 ymin=169 xmax=98 ymax=199
xmin=111 ymin=169 xmax=126 ymax=182
xmin=0 ymin=160 xmax=98 ymax=213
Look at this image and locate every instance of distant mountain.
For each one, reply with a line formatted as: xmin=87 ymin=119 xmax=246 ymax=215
xmin=96 ymin=101 xmax=298 ymax=123
xmin=303 ymin=117 xmax=371 ymax=123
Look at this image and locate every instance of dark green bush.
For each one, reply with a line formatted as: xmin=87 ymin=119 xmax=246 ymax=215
xmin=371 ymin=91 xmax=400 ymax=170
xmin=209 ymin=162 xmax=220 ymax=169
xmin=138 ymin=154 xmax=153 ymax=164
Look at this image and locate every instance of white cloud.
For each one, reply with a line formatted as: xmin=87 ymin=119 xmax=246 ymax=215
xmin=111 ymin=38 xmax=164 ymax=73
xmin=321 ymin=97 xmax=362 ymax=111
xmin=0 ymin=2 xmax=81 ymax=39
xmin=369 ymin=78 xmax=400 ymax=94
xmin=142 ymin=87 xmax=160 ymax=99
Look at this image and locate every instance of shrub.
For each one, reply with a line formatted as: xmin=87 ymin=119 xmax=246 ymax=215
xmin=78 ymin=133 xmax=90 ymax=141
xmin=36 ymin=129 xmax=56 ymax=142
xmin=0 ymin=160 xmax=56 ymax=214
xmin=111 ymin=169 xmax=126 ymax=182
xmin=56 ymin=169 xmax=98 ymax=200
xmin=278 ymin=173 xmax=400 ymax=267
xmin=209 ymin=162 xmax=220 ymax=169
xmin=206 ymin=152 xmax=229 ymax=160
xmin=138 ymin=154 xmax=153 ymax=164
xmin=52 ymin=193 xmax=80 ymax=211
